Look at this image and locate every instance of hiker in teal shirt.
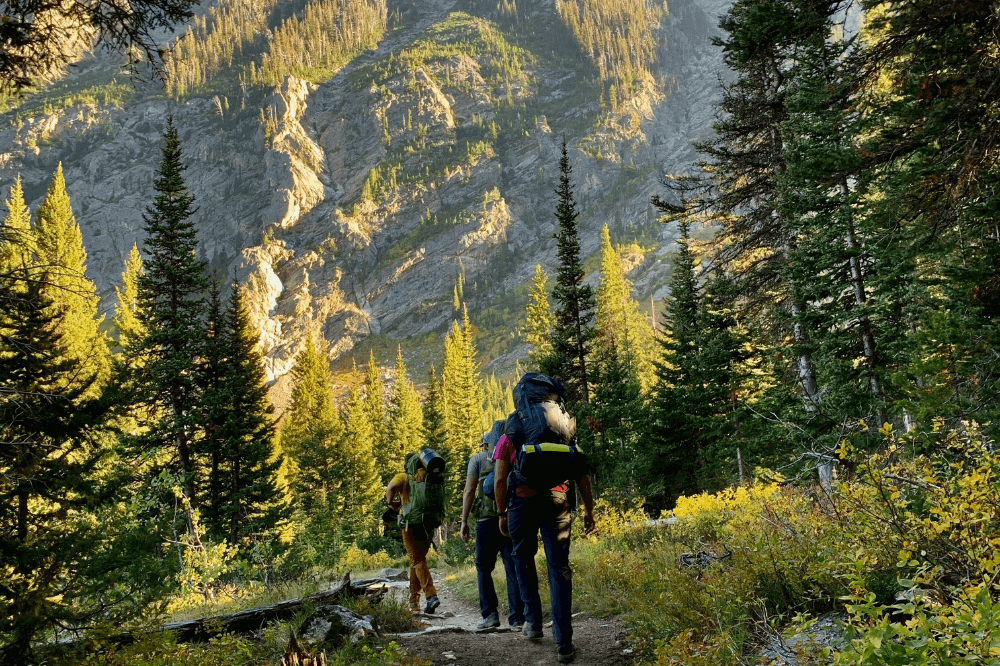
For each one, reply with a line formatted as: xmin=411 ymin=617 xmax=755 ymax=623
xmin=460 ymin=420 xmax=525 ymax=630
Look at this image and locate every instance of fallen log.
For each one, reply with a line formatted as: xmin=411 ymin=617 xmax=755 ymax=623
xmin=159 ymin=572 xmax=386 ymax=642
xmin=54 ymin=571 xmax=389 ymax=650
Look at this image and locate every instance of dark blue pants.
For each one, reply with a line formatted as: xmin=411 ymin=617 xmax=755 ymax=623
xmin=475 ymin=517 xmax=525 ymax=625
xmin=508 ymin=490 xmax=574 ymax=648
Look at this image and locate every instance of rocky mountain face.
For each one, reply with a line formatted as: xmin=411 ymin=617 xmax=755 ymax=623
xmin=0 ymin=0 xmax=730 ymax=404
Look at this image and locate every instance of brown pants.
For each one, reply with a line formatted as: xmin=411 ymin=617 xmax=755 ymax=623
xmin=401 ymin=526 xmax=437 ymax=605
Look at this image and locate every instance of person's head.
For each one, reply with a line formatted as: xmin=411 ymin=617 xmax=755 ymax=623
xmin=480 ymin=419 xmax=505 ymax=456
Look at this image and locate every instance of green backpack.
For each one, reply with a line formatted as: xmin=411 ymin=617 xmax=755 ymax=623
xmin=398 ymin=450 xmax=446 ymax=531
xmin=472 ymin=456 xmax=499 ymax=521
xmin=470 ymin=420 xmax=505 ymax=520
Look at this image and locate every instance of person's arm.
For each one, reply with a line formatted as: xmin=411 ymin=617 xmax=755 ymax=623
xmin=495 ymin=456 xmax=511 ymax=536
xmin=460 ymin=473 xmax=478 ymax=542
xmin=386 ymin=475 xmax=405 ymax=509
xmin=578 ymin=474 xmax=596 ymax=535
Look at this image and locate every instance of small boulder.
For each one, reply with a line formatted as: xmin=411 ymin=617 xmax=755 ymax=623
xmin=378 ymin=568 xmax=409 ymax=582
xmin=300 ymin=604 xmax=380 ymax=647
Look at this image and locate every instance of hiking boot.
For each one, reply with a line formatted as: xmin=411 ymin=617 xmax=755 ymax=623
xmin=521 ymin=624 xmax=543 ymax=640
xmin=557 ymin=644 xmax=576 ymax=663
xmin=408 ymin=601 xmax=420 ymax=614
xmin=476 ymin=612 xmax=501 ymax=630
xmin=509 ymin=619 xmax=525 ymax=630
xmin=424 ymin=595 xmax=440 ymax=614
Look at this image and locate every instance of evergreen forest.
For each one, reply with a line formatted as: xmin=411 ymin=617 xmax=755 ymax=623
xmin=2 ymin=0 xmax=1000 ymax=664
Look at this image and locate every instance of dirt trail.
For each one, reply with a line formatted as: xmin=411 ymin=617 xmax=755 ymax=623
xmin=384 ymin=570 xmax=636 ymax=666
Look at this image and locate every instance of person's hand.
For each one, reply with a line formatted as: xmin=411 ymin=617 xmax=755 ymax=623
xmin=499 ymin=515 xmax=509 ymax=537
xmin=460 ymin=520 xmax=470 ymax=543
xmin=583 ymin=510 xmax=596 ymax=535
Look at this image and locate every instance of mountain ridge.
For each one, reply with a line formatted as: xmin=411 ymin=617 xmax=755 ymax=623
xmin=0 ymin=0 xmax=731 ymax=406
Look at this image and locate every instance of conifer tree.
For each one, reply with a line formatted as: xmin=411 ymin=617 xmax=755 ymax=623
xmin=524 ymin=264 xmax=554 ymax=368
xmin=205 ymin=282 xmax=286 ymax=545
xmin=589 ymin=334 xmax=642 ymax=491
xmin=644 ymin=221 xmax=704 ymax=503
xmin=0 ymin=277 xmax=105 ymax=663
xmin=199 ymin=279 xmax=228 ymax=531
xmin=385 ymin=345 xmax=423 ymax=481
xmin=339 ymin=367 xmax=381 ymax=536
xmin=423 ymin=365 xmax=448 ymax=459
xmin=549 ymin=139 xmax=595 ymax=405
xmin=364 ymin=350 xmax=390 ymax=481
xmin=595 ymin=224 xmax=657 ymax=391
xmin=33 ymin=163 xmax=110 ymax=393
xmin=644 ymin=224 xmax=752 ymax=505
xmin=112 ymin=244 xmax=147 ymax=352
xmin=280 ymin=335 xmax=342 ymax=516
xmin=134 ymin=117 xmax=209 ymax=516
xmin=481 ymin=374 xmax=515 ymax=423
xmin=0 ymin=177 xmax=33 ymax=275
xmin=442 ymin=307 xmax=485 ymax=517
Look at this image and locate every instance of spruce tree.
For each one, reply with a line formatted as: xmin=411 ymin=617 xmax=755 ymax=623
xmin=524 ymin=264 xmax=554 ymax=369
xmin=338 ymin=367 xmax=381 ymax=537
xmin=595 ymin=224 xmax=657 ymax=391
xmin=134 ymin=117 xmax=209 ymax=516
xmin=644 ymin=222 xmax=704 ymax=504
xmin=0 ymin=177 xmax=33 ymax=275
xmin=549 ymin=138 xmax=595 ymax=405
xmin=32 ymin=163 xmax=110 ymax=393
xmin=280 ymin=335 xmax=342 ymax=516
xmin=423 ymin=365 xmax=449 ymax=461
xmin=385 ymin=345 xmax=423 ymax=481
xmin=441 ymin=307 xmax=485 ymax=518
xmin=0 ymin=277 xmax=104 ymax=663
xmin=199 ymin=279 xmax=228 ymax=532
xmin=364 ymin=350 xmax=390 ymax=481
xmin=209 ymin=281 xmax=286 ymax=545
xmin=112 ymin=243 xmax=147 ymax=351
xmin=644 ymin=223 xmax=753 ymax=505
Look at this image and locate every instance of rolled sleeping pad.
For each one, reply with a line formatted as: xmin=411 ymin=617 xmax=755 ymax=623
xmin=418 ymin=448 xmax=446 ymax=476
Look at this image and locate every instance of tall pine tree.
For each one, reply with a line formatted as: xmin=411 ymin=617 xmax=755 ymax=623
xmin=280 ymin=335 xmax=342 ymax=516
xmin=133 ymin=117 xmax=209 ymax=520
xmin=112 ymin=243 xmax=147 ymax=352
xmin=365 ymin=350 xmax=390 ymax=481
xmin=338 ymin=366 xmax=381 ymax=537
xmin=524 ymin=264 xmax=555 ymax=369
xmin=0 ymin=177 xmax=33 ymax=275
xmin=549 ymin=139 xmax=595 ymax=405
xmin=385 ymin=345 xmax=423 ymax=482
xmin=0 ymin=277 xmax=105 ymax=663
xmin=33 ymin=163 xmax=110 ymax=393
xmin=202 ymin=281 xmax=286 ymax=545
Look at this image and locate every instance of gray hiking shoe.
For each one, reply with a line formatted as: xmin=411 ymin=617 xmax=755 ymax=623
xmin=557 ymin=643 xmax=576 ymax=663
xmin=424 ymin=595 xmax=440 ymax=614
xmin=521 ymin=624 xmax=543 ymax=640
xmin=476 ymin=613 xmax=501 ymax=630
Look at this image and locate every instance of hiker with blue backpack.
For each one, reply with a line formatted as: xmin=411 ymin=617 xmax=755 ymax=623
xmin=386 ymin=449 xmax=447 ymax=615
xmin=492 ymin=373 xmax=596 ymax=664
xmin=460 ymin=420 xmax=526 ymax=631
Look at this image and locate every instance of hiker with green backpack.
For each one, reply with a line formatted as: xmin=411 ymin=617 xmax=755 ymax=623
xmin=460 ymin=420 xmax=526 ymax=631
xmin=386 ymin=449 xmax=446 ymax=614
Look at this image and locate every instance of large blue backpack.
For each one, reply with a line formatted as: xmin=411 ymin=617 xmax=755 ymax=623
xmin=506 ymin=373 xmax=587 ymax=491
